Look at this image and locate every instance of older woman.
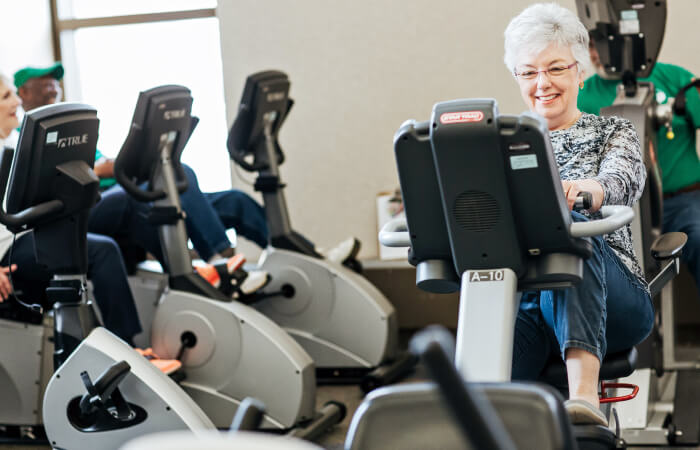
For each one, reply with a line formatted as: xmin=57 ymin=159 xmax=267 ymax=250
xmin=504 ymin=4 xmax=653 ymax=425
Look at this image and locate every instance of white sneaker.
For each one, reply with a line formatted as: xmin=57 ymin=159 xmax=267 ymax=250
xmin=240 ymin=270 xmax=270 ymax=295
xmin=325 ymin=237 xmax=361 ymax=264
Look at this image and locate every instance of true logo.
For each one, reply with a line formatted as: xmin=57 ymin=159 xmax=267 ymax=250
xmin=57 ymin=134 xmax=89 ymax=148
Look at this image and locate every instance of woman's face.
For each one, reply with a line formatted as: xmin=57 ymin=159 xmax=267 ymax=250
xmin=0 ymin=80 xmax=21 ymax=139
xmin=514 ymin=43 xmax=583 ymax=130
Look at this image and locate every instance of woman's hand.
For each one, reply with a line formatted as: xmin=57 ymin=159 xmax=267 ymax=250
xmin=561 ymin=179 xmax=604 ymax=212
xmin=0 ymin=264 xmax=17 ymax=301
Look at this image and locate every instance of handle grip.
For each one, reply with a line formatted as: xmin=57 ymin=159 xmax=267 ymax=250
xmin=574 ymin=191 xmax=592 ymax=211
xmin=379 ymin=217 xmax=410 ymax=247
xmin=570 ymin=205 xmax=634 ymax=237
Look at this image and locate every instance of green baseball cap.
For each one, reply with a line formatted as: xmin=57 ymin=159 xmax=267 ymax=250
xmin=13 ymin=62 xmax=64 ymax=88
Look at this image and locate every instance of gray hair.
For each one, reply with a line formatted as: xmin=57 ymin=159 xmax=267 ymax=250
xmin=0 ymin=72 xmax=10 ymax=88
xmin=504 ymin=2 xmax=590 ymax=75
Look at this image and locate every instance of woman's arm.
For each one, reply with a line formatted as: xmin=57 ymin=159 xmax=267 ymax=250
xmin=561 ymin=178 xmax=605 ymax=212
xmin=592 ymin=119 xmax=646 ymax=207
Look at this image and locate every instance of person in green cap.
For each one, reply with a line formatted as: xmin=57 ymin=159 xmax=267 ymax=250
xmin=578 ymin=43 xmax=700 ymax=297
xmin=13 ymin=62 xmax=64 ymax=112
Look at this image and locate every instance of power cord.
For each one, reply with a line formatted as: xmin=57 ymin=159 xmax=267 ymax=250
xmin=6 ymin=233 xmax=43 ymax=314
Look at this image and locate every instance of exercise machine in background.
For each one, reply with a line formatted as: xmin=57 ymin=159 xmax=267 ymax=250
xmin=114 ymin=85 xmax=344 ymax=437
xmin=0 ymin=103 xmax=214 ymax=450
xmin=227 ymin=71 xmax=415 ymax=391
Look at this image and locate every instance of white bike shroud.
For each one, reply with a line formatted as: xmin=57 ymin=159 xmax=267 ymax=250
xmin=43 ymin=328 xmax=214 ymax=450
xmin=254 ymin=246 xmax=398 ymax=368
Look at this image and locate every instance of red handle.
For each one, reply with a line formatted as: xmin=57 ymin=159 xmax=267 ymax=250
xmin=599 ymin=381 xmax=639 ymax=404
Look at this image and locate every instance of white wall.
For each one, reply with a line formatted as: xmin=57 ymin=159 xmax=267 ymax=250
xmin=0 ymin=1 xmax=54 ymax=80
xmin=217 ymin=0 xmax=698 ymax=258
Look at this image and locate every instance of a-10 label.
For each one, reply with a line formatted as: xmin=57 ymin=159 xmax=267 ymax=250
xmin=469 ymin=270 xmax=505 ymax=282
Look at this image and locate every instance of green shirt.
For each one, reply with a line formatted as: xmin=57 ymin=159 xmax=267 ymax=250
xmin=94 ymin=148 xmax=117 ymax=190
xmin=578 ymin=63 xmax=700 ymax=193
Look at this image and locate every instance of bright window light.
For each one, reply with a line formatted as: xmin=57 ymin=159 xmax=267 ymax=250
xmin=67 ymin=17 xmax=230 ymax=191
xmin=60 ymin=0 xmax=216 ymax=19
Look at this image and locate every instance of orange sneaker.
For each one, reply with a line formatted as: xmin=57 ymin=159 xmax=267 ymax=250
xmin=135 ymin=347 xmax=182 ymax=375
xmin=148 ymin=359 xmax=182 ymax=375
xmin=226 ymin=254 xmax=246 ymax=273
xmin=195 ymin=264 xmax=221 ymax=288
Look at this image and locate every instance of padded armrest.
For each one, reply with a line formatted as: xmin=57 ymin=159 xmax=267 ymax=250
xmin=651 ymin=232 xmax=687 ymax=260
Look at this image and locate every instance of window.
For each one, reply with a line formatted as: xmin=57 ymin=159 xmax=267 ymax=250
xmin=52 ymin=1 xmax=230 ymax=192
xmin=60 ymin=0 xmax=216 ymax=19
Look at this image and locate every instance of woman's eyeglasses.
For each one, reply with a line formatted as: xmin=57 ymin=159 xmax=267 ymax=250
xmin=514 ymin=61 xmax=578 ymax=80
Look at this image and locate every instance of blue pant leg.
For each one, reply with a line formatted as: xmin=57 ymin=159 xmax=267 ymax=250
xmin=205 ymin=189 xmax=269 ymax=248
xmin=86 ymin=233 xmax=142 ymax=342
xmin=178 ymin=164 xmax=231 ymax=261
xmin=539 ymin=212 xmax=609 ymax=362
xmin=539 ymin=212 xmax=653 ymax=361
xmin=603 ymin=243 xmax=654 ymax=354
xmin=663 ymin=191 xmax=700 ymax=298
xmin=88 ymin=185 xmax=131 ymax=236
xmin=512 ymin=292 xmax=559 ymax=380
xmin=88 ymin=185 xmax=164 ymax=263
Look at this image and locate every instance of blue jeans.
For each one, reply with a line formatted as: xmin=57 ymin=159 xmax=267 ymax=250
xmin=179 ymin=165 xmax=269 ymax=260
xmin=663 ymin=190 xmax=700 ymax=298
xmin=88 ymin=185 xmax=163 ymax=262
xmin=1 ymin=232 xmax=142 ymax=342
xmin=88 ymin=165 xmax=270 ymax=263
xmin=512 ymin=212 xmax=653 ymax=380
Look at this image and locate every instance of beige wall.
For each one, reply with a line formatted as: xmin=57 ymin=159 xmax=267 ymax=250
xmin=217 ymin=0 xmax=699 ymax=258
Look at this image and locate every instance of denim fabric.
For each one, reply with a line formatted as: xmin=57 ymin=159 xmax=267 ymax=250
xmin=512 ymin=212 xmax=653 ymax=380
xmin=663 ymin=190 xmax=700 ymax=298
xmin=88 ymin=185 xmax=163 ymax=262
xmin=1 ymin=232 xmax=142 ymax=342
xmin=88 ymin=164 xmax=270 ymax=263
xmin=179 ymin=165 xmax=269 ymax=260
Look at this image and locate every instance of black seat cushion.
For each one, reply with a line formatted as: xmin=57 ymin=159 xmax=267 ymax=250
xmin=538 ymin=347 xmax=638 ymax=387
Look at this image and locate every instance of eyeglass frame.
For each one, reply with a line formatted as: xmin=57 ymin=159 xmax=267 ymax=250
xmin=513 ymin=61 xmax=579 ymax=81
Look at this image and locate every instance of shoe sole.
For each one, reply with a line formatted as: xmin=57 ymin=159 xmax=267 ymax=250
xmin=565 ymin=402 xmax=608 ymax=426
